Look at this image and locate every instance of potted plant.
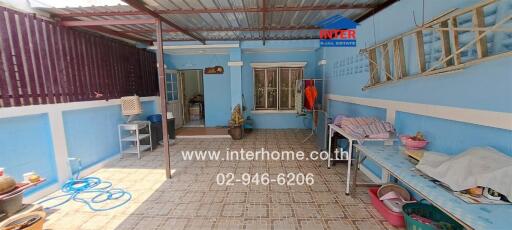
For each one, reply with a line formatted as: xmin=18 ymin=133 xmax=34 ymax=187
xmin=228 ymin=104 xmax=244 ymax=140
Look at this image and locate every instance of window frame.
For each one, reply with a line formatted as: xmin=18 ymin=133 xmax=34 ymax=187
xmin=253 ymin=66 xmax=304 ymax=111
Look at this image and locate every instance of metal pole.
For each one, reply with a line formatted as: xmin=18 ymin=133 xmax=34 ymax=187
xmin=156 ymin=19 xmax=171 ymax=178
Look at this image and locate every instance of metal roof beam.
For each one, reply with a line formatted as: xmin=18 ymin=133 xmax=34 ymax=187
xmin=60 ymin=18 xmax=155 ymax=27
xmin=86 ymin=26 xmax=153 ymax=45
xmin=53 ymin=4 xmax=379 ymax=18
xmin=116 ymin=26 xmax=319 ymax=33
xmin=162 ymin=36 xmax=320 ymax=42
xmin=122 ymin=0 xmax=205 ymax=44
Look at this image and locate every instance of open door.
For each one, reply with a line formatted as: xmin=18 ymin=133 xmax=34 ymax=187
xmin=165 ymin=69 xmax=183 ymax=129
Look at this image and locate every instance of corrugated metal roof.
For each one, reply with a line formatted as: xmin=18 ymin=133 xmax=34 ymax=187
xmin=33 ymin=0 xmax=387 ymax=42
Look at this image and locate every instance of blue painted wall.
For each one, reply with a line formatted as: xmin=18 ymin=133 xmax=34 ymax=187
xmin=317 ymin=0 xmax=512 ymax=179
xmin=64 ymin=101 xmax=157 ymax=174
xmin=0 ymin=114 xmax=58 ymax=195
xmin=165 ymin=54 xmax=231 ymax=127
xmin=0 ymin=100 xmax=157 ymax=197
xmin=242 ymin=50 xmax=318 ymax=129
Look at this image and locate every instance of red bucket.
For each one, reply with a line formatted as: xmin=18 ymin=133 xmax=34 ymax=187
xmin=368 ymin=187 xmax=406 ymax=227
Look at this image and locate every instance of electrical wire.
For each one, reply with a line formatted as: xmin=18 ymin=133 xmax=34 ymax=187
xmin=37 ymin=159 xmax=131 ymax=212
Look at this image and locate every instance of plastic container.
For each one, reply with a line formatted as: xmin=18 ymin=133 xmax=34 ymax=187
xmin=147 ymin=114 xmax=162 ymax=123
xmin=402 ymin=201 xmax=463 ymax=230
xmin=368 ymin=188 xmax=406 ymax=227
xmin=405 ymin=139 xmax=428 ymax=149
xmin=0 ymin=191 xmax=23 ymax=220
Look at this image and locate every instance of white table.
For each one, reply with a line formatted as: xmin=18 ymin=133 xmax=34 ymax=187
xmin=327 ymin=123 xmax=395 ymax=195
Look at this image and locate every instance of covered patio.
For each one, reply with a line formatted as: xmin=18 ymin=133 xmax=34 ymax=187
xmin=1 ymin=0 xmax=511 ymax=229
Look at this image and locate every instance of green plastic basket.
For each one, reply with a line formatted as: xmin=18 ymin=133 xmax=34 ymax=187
xmin=402 ymin=201 xmax=464 ymax=230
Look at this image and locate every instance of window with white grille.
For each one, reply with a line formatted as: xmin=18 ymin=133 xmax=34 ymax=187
xmin=253 ymin=67 xmax=303 ymax=110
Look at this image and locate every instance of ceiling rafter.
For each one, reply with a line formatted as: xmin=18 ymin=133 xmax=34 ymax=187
xmin=162 ymin=36 xmax=320 ymax=42
xmin=60 ymin=18 xmax=155 ymax=27
xmin=121 ymin=0 xmax=205 ymax=44
xmin=55 ymin=17 xmax=152 ymax=44
xmin=118 ymin=25 xmax=319 ymax=34
xmin=52 ymin=4 xmax=379 ymax=18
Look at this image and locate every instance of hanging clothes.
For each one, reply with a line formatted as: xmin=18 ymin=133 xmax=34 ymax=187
xmin=304 ymin=80 xmax=317 ymax=110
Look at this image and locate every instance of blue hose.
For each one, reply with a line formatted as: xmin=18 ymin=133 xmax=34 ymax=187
xmin=38 ymin=159 xmax=131 ymax=212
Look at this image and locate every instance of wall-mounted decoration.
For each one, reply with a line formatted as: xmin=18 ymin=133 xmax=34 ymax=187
xmin=204 ymin=66 xmax=224 ymax=74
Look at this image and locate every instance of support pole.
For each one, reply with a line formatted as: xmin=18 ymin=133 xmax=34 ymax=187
xmin=156 ymin=19 xmax=171 ymax=178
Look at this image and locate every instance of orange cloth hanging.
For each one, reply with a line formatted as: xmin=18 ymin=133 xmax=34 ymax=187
xmin=304 ymin=85 xmax=318 ymax=110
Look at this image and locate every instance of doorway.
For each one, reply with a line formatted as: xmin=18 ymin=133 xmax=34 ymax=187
xmin=179 ymin=69 xmax=204 ymax=127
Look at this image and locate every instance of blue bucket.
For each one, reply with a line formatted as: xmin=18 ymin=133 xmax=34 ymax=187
xmin=147 ymin=114 xmax=162 ymax=123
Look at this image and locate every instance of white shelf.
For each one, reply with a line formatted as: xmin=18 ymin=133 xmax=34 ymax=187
xmin=118 ymin=120 xmax=152 ymax=159
xmin=121 ymin=134 xmax=150 ymax=141
xmin=122 ymin=145 xmax=152 ymax=154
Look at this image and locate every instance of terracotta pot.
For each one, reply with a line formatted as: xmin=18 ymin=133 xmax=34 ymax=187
xmin=229 ymin=126 xmax=243 ymax=140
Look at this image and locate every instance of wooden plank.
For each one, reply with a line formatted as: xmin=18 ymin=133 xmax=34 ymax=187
xmin=62 ymin=29 xmax=76 ymax=102
xmin=381 ymin=43 xmax=392 ymax=81
xmin=37 ymin=19 xmax=56 ymax=104
xmin=439 ymin=20 xmax=453 ymax=67
xmin=0 ymin=10 xmax=10 ymax=106
xmin=79 ymin=35 xmax=92 ymax=100
xmin=46 ymin=23 xmax=62 ymax=103
xmin=472 ymin=7 xmax=488 ymax=58
xmin=27 ymin=13 xmax=45 ymax=104
xmin=8 ymin=10 xmax=32 ymax=105
xmin=99 ymin=39 xmax=110 ymax=100
xmin=76 ymin=32 xmax=88 ymax=100
xmin=393 ymin=38 xmax=407 ymax=79
xmin=0 ymin=9 xmax=21 ymax=106
xmin=105 ymin=41 xmax=115 ymax=100
xmin=415 ymin=30 xmax=426 ymax=73
xmin=70 ymin=30 xmax=82 ymax=101
xmin=55 ymin=26 xmax=68 ymax=102
xmin=112 ymin=42 xmax=121 ymax=98
xmin=88 ymin=35 xmax=99 ymax=98
xmin=17 ymin=12 xmax=38 ymax=105
xmin=450 ymin=17 xmax=461 ymax=65
xmin=368 ymin=48 xmax=379 ymax=85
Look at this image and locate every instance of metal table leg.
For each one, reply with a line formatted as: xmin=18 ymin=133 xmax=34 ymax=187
xmin=345 ymin=140 xmax=353 ymax=195
xmin=351 ymin=146 xmax=361 ymax=194
xmin=327 ymin=125 xmax=332 ymax=169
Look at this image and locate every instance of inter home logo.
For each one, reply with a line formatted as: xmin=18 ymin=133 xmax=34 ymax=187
xmin=315 ymin=15 xmax=358 ymax=47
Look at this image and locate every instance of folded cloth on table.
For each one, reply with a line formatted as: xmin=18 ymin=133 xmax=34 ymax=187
xmin=416 ymin=147 xmax=512 ymax=199
xmin=334 ymin=117 xmax=394 ymax=139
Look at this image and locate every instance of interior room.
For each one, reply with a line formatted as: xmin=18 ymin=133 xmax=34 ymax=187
xmin=0 ymin=0 xmax=511 ymax=229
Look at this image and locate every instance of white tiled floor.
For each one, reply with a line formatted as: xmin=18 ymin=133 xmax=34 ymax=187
xmin=40 ymin=130 xmax=399 ymax=230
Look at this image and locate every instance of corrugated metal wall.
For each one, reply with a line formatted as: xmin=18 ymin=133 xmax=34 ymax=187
xmin=0 ymin=7 xmax=158 ymax=107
